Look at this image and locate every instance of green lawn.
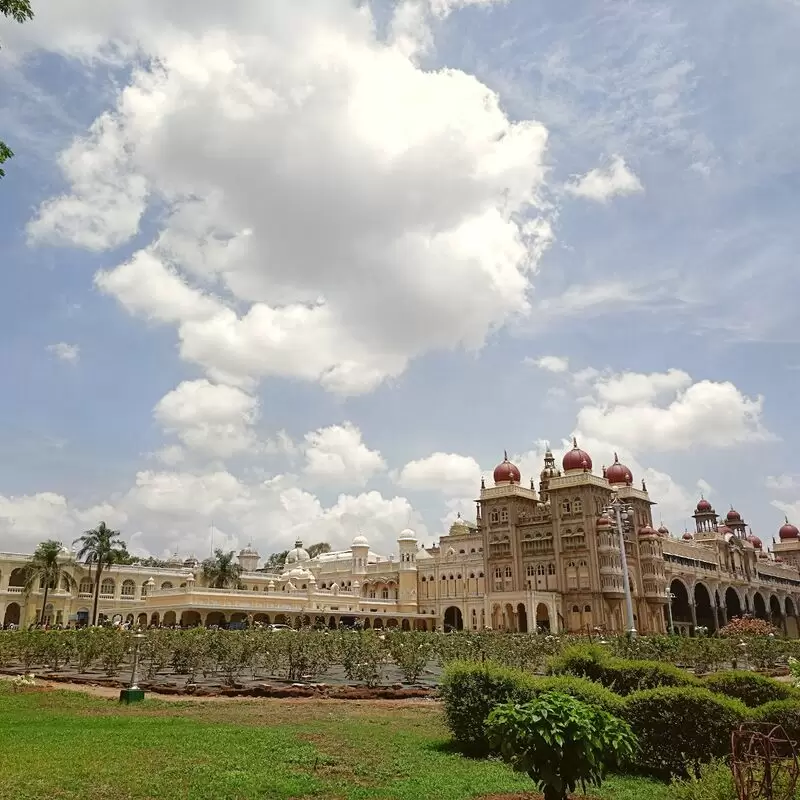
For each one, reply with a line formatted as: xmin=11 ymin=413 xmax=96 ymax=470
xmin=0 ymin=683 xmax=670 ymax=800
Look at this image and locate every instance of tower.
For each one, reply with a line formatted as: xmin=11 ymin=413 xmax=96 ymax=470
xmin=692 ymin=498 xmax=718 ymax=535
xmin=350 ymin=534 xmax=369 ymax=577
xmin=238 ymin=544 xmax=260 ymax=573
xmin=397 ymin=529 xmax=418 ymax=603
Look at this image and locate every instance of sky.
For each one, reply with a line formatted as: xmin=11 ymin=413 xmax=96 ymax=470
xmin=0 ymin=0 xmax=798 ymax=561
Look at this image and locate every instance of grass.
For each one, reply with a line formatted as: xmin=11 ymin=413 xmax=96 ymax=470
xmin=0 ymin=683 xmax=671 ymax=800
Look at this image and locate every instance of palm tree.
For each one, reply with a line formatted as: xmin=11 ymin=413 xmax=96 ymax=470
xmin=202 ymin=549 xmax=243 ymax=589
xmin=23 ymin=540 xmax=76 ymax=625
xmin=73 ymin=522 xmax=128 ymax=626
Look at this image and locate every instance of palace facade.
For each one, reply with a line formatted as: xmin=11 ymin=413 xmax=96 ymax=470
xmin=2 ymin=441 xmax=800 ymax=636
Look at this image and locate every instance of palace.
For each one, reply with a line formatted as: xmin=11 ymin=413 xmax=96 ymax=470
xmin=2 ymin=441 xmax=800 ymax=636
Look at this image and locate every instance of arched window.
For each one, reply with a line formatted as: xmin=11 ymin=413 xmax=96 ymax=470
xmin=161 ymin=581 xmax=173 ymax=590
xmin=478 ymin=571 xmax=485 ymax=578
xmin=547 ymin=563 xmax=555 ymax=575
xmin=572 ymin=605 xmax=580 ymax=613
xmin=561 ymin=500 xmax=572 ymax=515
xmin=469 ymin=572 xmax=475 ymax=579
xmin=140 ymin=581 xmax=148 ymax=597
xmin=504 ymin=566 xmax=512 ymax=578
xmin=526 ymin=564 xmax=535 ymax=576
xmin=494 ymin=567 xmax=502 ymax=579
xmin=121 ymin=580 xmax=135 ymax=597
xmin=537 ymin=564 xmax=546 ymax=576
xmin=490 ymin=510 xmax=499 ymax=523
xmin=573 ymin=498 xmax=583 ymax=514
xmin=79 ymin=579 xmax=93 ymax=595
xmin=500 ymin=507 xmax=509 ymax=522
xmin=100 ymin=578 xmax=115 ymax=595
xmin=382 ymin=588 xmax=389 ymax=599
xmin=584 ymin=604 xmax=591 ymax=613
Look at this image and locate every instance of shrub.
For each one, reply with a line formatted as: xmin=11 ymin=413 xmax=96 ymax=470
xmin=753 ymin=699 xmax=800 ymax=744
xmin=669 ymin=759 xmax=735 ymax=800
xmin=487 ymin=692 xmax=637 ymax=800
xmin=701 ymin=670 xmax=796 ymax=707
xmin=549 ymin=644 xmax=697 ymax=695
xmin=439 ymin=660 xmax=623 ymax=756
xmin=622 ymin=686 xmax=749 ymax=778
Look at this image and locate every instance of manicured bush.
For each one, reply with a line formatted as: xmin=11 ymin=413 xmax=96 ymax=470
xmin=439 ymin=660 xmax=624 ymax=756
xmin=549 ymin=644 xmax=697 ymax=695
xmin=701 ymin=670 xmax=797 ymax=708
xmin=753 ymin=699 xmax=800 ymax=744
xmin=486 ymin=692 xmax=637 ymax=800
xmin=718 ymin=616 xmax=779 ymax=638
xmin=622 ymin=686 xmax=749 ymax=778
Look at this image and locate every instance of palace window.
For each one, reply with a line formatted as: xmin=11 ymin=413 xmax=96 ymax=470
xmin=547 ymin=563 xmax=556 ymax=575
xmin=382 ymin=589 xmax=389 ymax=599
xmin=490 ymin=510 xmax=499 ymax=523
xmin=494 ymin=568 xmax=502 ymax=579
xmin=504 ymin=566 xmax=512 ymax=578
xmin=160 ymin=581 xmax=172 ymax=591
xmin=526 ymin=564 xmax=535 ymax=577
xmin=573 ymin=498 xmax=583 ymax=514
xmin=561 ymin=500 xmax=572 ymax=515
xmin=500 ymin=507 xmax=509 ymax=523
xmin=537 ymin=564 xmax=546 ymax=576
xmin=79 ymin=580 xmax=92 ymax=595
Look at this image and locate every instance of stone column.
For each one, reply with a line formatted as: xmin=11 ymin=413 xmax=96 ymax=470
xmin=690 ymin=601 xmax=698 ymax=629
xmin=720 ymin=605 xmax=728 ymax=627
xmin=712 ymin=603 xmax=720 ymax=631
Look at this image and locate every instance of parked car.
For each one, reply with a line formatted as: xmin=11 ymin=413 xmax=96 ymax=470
xmin=266 ymin=623 xmax=294 ymax=632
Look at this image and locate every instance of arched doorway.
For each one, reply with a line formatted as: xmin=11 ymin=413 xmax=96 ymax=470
xmin=3 ymin=602 xmax=20 ymax=626
xmin=786 ymin=598 xmax=798 ymax=638
xmin=149 ymin=612 xmax=160 ymax=627
xmin=516 ymin=603 xmax=528 ymax=634
xmin=443 ymin=606 xmax=463 ymax=631
xmin=137 ymin=613 xmax=148 ymax=627
xmin=769 ymin=596 xmax=783 ymax=631
xmin=694 ymin=583 xmax=715 ymax=632
xmin=163 ymin=610 xmax=177 ymax=627
xmin=181 ymin=610 xmax=202 ymax=627
xmin=725 ymin=587 xmax=742 ymax=620
xmin=536 ymin=603 xmax=550 ymax=633
xmin=205 ymin=611 xmax=226 ymax=627
xmin=753 ymin=592 xmax=768 ymax=621
xmin=401 ymin=618 xmax=411 ymax=631
xmin=670 ymin=579 xmax=692 ymax=632
xmin=8 ymin=568 xmax=26 ymax=588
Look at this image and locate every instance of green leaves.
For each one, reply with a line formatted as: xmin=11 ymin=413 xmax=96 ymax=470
xmin=486 ymin=692 xmax=637 ymax=800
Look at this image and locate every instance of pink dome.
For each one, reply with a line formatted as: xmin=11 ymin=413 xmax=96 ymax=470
xmin=696 ymin=498 xmax=713 ymax=513
xmin=563 ymin=437 xmax=593 ymax=472
xmin=493 ymin=452 xmax=521 ymax=484
xmin=638 ymin=525 xmax=658 ymax=538
xmin=682 ymin=531 xmax=694 ymax=541
xmin=605 ymin=453 xmax=633 ymax=485
xmin=726 ymin=508 xmax=742 ymax=522
xmin=746 ymin=534 xmax=763 ymax=550
xmin=596 ymin=516 xmax=613 ymax=528
xmin=657 ymin=524 xmax=670 ymax=537
xmin=779 ymin=519 xmax=800 ymax=541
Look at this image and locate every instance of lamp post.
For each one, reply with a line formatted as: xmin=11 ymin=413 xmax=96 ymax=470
xmin=119 ymin=631 xmax=147 ymax=704
xmin=603 ymin=495 xmax=637 ymax=639
xmin=666 ymin=590 xmax=676 ymax=635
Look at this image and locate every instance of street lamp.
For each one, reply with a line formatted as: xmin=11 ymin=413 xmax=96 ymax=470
xmin=666 ymin=590 xmax=676 ymax=635
xmin=603 ymin=495 xmax=637 ymax=639
xmin=119 ymin=631 xmax=147 ymax=704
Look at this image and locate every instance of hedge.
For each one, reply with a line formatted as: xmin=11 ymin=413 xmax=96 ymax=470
xmin=622 ymin=686 xmax=750 ymax=778
xmin=549 ymin=644 xmax=698 ymax=695
xmin=439 ymin=660 xmax=623 ymax=756
xmin=701 ymin=670 xmax=797 ymax=708
xmin=753 ymin=699 xmax=800 ymax=745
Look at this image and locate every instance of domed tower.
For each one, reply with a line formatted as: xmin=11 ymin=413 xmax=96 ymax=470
xmin=286 ymin=540 xmax=310 ymax=565
xmin=604 ymin=454 xmax=633 ymax=487
xmin=692 ymin=497 xmax=718 ymax=535
xmin=493 ymin=451 xmax=521 ymax=485
xmin=238 ymin=544 xmax=260 ymax=573
xmin=397 ymin=529 xmax=418 ymax=603
xmin=724 ymin=507 xmax=747 ymax=539
xmin=539 ymin=447 xmax=561 ymax=502
xmin=563 ymin=437 xmax=593 ymax=474
xmin=779 ymin=518 xmax=799 ymax=541
xmin=350 ymin=534 xmax=369 ymax=577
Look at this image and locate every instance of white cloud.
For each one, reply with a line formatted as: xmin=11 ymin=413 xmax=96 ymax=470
xmin=766 ymin=474 xmax=800 ymax=492
xmin=26 ymin=2 xmax=551 ymax=396
xmin=530 ymin=355 xmax=570 ymax=373
xmin=576 ymin=369 xmax=773 ymax=452
xmin=0 ymin=468 xmax=423 ymax=561
xmin=428 ymin=0 xmax=508 ymax=17
xmin=566 ymin=155 xmax=643 ymax=203
xmin=153 ymin=379 xmax=259 ymax=459
xmin=47 ymin=342 xmax=80 ymax=363
xmin=397 ymin=452 xmax=482 ymax=496
xmin=303 ymin=422 xmax=385 ymax=487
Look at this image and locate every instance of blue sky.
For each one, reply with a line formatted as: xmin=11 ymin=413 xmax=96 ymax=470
xmin=0 ymin=0 xmax=798 ymax=559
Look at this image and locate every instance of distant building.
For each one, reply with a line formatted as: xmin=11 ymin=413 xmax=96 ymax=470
xmin=2 ymin=442 xmax=799 ymax=635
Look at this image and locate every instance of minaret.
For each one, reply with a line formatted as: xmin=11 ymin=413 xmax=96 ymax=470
xmin=397 ymin=528 xmax=418 ymax=603
xmin=692 ymin=497 xmax=718 ymax=535
xmin=538 ymin=446 xmax=561 ymax=503
xmin=350 ymin=534 xmax=369 ymax=577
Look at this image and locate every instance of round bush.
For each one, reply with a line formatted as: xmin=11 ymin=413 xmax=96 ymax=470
xmin=622 ymin=686 xmax=750 ymax=778
xmin=754 ymin=699 xmax=800 ymax=744
xmin=701 ymin=670 xmax=797 ymax=708
xmin=440 ymin=660 xmax=624 ymax=757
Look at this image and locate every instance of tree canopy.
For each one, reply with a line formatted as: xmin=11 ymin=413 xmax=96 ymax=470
xmin=24 ymin=539 xmax=76 ymax=624
xmin=0 ymin=0 xmax=34 ymax=178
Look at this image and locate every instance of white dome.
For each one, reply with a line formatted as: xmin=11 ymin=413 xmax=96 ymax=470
xmin=286 ymin=566 xmax=312 ymax=581
xmin=399 ymin=528 xmax=417 ymax=541
xmin=352 ymin=534 xmax=369 ymax=547
xmin=285 ymin=539 xmax=310 ymax=564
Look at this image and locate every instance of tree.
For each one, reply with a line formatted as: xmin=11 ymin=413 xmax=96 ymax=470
xmin=0 ymin=0 xmax=34 ymax=178
xmin=73 ymin=521 xmax=128 ymax=626
xmin=486 ymin=693 xmax=637 ymax=800
xmin=307 ymin=542 xmax=331 ymax=559
xmin=23 ymin=540 xmax=76 ymax=625
xmin=202 ymin=548 xmax=243 ymax=589
xmin=264 ymin=550 xmax=289 ymax=572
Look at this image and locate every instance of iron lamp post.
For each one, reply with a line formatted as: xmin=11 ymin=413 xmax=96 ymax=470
xmin=119 ymin=631 xmax=147 ymax=704
xmin=603 ymin=495 xmax=637 ymax=639
xmin=666 ymin=590 xmax=676 ymax=635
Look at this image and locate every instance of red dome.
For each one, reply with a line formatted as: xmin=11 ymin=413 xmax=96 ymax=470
xmin=563 ymin=437 xmax=593 ymax=472
xmin=638 ymin=525 xmax=657 ymax=537
xmin=605 ymin=453 xmax=633 ymax=485
xmin=726 ymin=508 xmax=742 ymax=522
xmin=596 ymin=516 xmax=613 ymax=528
xmin=779 ymin=519 xmax=800 ymax=540
xmin=746 ymin=534 xmax=762 ymax=550
xmin=696 ymin=498 xmax=713 ymax=513
xmin=682 ymin=531 xmax=694 ymax=540
xmin=493 ymin=451 xmax=521 ymax=484
xmin=657 ymin=524 xmax=670 ymax=537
